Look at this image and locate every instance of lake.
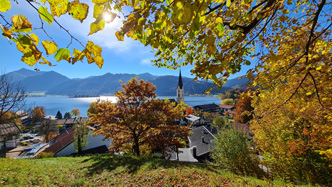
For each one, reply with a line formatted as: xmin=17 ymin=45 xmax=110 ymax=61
xmin=26 ymin=96 xmax=221 ymax=117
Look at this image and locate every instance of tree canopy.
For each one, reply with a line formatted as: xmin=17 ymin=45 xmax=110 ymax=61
xmin=88 ymin=77 xmax=191 ymax=156
xmin=31 ymin=106 xmax=46 ymax=125
xmin=1 ymin=1 xmax=330 ymax=89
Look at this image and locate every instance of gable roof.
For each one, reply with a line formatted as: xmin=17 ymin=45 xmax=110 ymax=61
xmin=194 ymin=104 xmax=219 ymax=110
xmin=0 ymin=123 xmax=21 ymax=137
xmin=45 ymin=117 xmax=88 ymax=126
xmin=189 ymin=126 xmax=215 ymax=157
xmin=43 ymin=127 xmax=75 ymax=154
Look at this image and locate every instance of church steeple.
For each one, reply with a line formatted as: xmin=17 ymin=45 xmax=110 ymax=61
xmin=178 ymin=70 xmax=183 ymax=89
xmin=177 ymin=70 xmax=184 ymax=103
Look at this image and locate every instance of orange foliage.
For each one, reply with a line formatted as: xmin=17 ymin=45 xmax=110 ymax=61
xmin=185 ymin=107 xmax=194 ymax=116
xmin=88 ymin=77 xmax=191 ymax=156
xmin=234 ymin=92 xmax=254 ymax=124
xmin=31 ymin=106 xmax=45 ymax=124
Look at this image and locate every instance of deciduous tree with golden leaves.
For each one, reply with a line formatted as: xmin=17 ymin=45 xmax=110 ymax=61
xmin=88 ymin=77 xmax=191 ymax=156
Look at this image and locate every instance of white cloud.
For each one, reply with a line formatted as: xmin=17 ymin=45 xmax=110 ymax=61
xmin=54 ymin=1 xmax=139 ymax=53
xmin=140 ymin=58 xmax=153 ymax=66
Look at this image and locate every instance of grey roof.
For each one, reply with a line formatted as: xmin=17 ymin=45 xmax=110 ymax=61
xmin=189 ymin=126 xmax=215 ymax=157
xmin=194 ymin=104 xmax=219 ymax=110
xmin=185 ymin=115 xmax=201 ymax=122
xmin=0 ymin=123 xmax=21 ymax=137
xmin=166 ymin=148 xmax=198 ymax=162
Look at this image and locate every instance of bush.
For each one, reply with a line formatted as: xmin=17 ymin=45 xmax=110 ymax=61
xmin=211 ymin=126 xmax=265 ymax=178
xmin=222 ymin=98 xmax=234 ymax=105
xmin=35 ymin=152 xmax=54 ymax=159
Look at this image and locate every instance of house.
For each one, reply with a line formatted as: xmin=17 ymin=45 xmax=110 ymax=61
xmin=44 ymin=115 xmax=57 ymax=120
xmin=16 ymin=110 xmax=31 ymax=126
xmin=165 ymin=147 xmax=198 ymax=162
xmin=188 ymin=126 xmax=215 ymax=162
xmin=0 ymin=123 xmax=21 ymax=150
xmin=16 ymin=143 xmax=48 ymax=159
xmin=194 ymin=104 xmax=220 ymax=113
xmin=185 ymin=114 xmax=201 ymax=126
xmin=231 ymin=122 xmax=253 ymax=140
xmin=42 ymin=117 xmax=88 ymax=130
xmin=43 ymin=126 xmax=112 ymax=157
xmin=217 ymin=104 xmax=235 ymax=112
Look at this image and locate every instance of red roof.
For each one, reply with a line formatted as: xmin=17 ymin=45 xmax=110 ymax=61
xmin=217 ymin=104 xmax=235 ymax=109
xmin=231 ymin=122 xmax=251 ymax=135
xmin=43 ymin=127 xmax=75 ymax=154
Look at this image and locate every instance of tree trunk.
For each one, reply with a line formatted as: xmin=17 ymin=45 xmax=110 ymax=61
xmin=1 ymin=141 xmax=6 ymax=158
xmin=78 ymin=135 xmax=82 ymax=154
xmin=133 ymin=135 xmax=140 ymax=156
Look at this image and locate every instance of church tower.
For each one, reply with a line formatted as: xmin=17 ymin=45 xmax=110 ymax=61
xmin=177 ymin=70 xmax=184 ymax=103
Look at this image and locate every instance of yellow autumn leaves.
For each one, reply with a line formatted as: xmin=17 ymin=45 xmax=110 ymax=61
xmin=0 ymin=0 xmax=116 ymax=68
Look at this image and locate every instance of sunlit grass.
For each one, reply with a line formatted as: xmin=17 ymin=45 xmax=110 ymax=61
xmin=0 ymin=154 xmax=312 ymax=186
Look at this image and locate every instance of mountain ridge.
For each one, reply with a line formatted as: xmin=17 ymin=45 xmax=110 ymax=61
xmin=5 ymin=68 xmax=248 ymax=96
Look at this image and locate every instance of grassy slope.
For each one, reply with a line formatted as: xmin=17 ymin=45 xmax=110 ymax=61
xmin=0 ymin=155 xmax=306 ymax=186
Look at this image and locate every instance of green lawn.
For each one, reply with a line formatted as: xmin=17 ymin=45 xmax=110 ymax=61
xmin=0 ymin=154 xmax=308 ymax=186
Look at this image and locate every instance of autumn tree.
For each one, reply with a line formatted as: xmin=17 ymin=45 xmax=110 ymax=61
xmin=0 ymin=112 xmax=22 ymax=157
xmin=88 ymin=77 xmax=191 ymax=156
xmin=185 ymin=107 xmax=194 ymax=116
xmin=70 ymin=109 xmax=80 ymax=118
xmin=40 ymin=119 xmax=57 ymax=143
xmin=234 ymin=94 xmax=254 ymax=124
xmin=251 ymin=70 xmax=332 ymax=184
xmin=0 ymin=74 xmax=26 ymax=156
xmin=31 ymin=106 xmax=46 ymax=125
xmin=0 ymin=74 xmax=26 ymax=124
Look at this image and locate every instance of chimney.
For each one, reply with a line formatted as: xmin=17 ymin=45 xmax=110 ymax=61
xmin=201 ymin=136 xmax=205 ymax=143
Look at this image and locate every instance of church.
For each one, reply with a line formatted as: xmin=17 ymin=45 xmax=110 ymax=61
xmin=177 ymin=70 xmax=184 ymax=103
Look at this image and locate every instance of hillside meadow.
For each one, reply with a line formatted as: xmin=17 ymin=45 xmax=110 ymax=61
xmin=0 ymin=154 xmax=312 ymax=186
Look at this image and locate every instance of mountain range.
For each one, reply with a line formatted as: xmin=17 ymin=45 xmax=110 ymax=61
xmin=5 ymin=68 xmax=250 ymax=96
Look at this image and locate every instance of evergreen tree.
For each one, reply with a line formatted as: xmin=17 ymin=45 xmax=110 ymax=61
xmin=63 ymin=112 xmax=72 ymax=119
xmin=55 ymin=111 xmax=62 ymax=119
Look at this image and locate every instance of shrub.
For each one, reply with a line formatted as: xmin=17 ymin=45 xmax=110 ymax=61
xmin=211 ymin=126 xmax=265 ymax=178
xmin=222 ymin=98 xmax=234 ymax=105
xmin=35 ymin=152 xmax=54 ymax=159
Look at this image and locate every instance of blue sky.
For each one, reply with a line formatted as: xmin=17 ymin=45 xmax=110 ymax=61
xmin=0 ymin=0 xmax=250 ymax=80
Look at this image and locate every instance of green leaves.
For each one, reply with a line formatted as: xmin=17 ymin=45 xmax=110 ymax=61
xmin=38 ymin=6 xmax=53 ymax=25
xmin=0 ymin=0 xmax=11 ymax=12
xmin=55 ymin=48 xmax=70 ymax=62
xmin=69 ymin=0 xmax=89 ymax=23
xmin=42 ymin=41 xmax=58 ymax=55
xmin=16 ymin=34 xmax=41 ymax=66
xmin=89 ymin=19 xmax=105 ymax=35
